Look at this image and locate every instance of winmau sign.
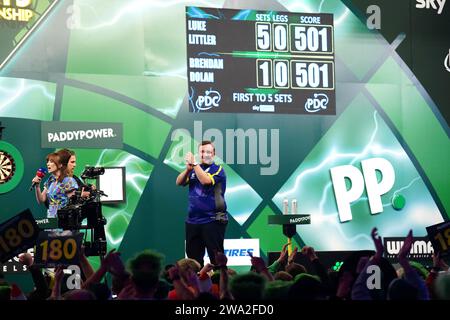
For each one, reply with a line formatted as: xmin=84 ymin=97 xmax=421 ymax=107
xmin=41 ymin=121 xmax=123 ymax=148
xmin=383 ymin=237 xmax=433 ymax=262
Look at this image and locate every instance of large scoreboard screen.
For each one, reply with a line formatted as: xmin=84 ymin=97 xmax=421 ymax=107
xmin=186 ymin=7 xmax=335 ymax=115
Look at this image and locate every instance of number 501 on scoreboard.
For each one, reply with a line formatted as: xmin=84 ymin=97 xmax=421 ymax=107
xmin=256 ymin=23 xmax=333 ymax=53
xmin=257 ymin=60 xmax=334 ymax=90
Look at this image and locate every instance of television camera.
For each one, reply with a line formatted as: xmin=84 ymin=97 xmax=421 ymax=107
xmin=57 ymin=166 xmax=108 ymax=257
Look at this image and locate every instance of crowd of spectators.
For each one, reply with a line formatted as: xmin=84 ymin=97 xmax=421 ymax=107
xmin=1 ymin=228 xmax=449 ymax=301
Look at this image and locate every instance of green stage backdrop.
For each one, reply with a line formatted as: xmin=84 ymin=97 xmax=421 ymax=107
xmin=0 ymin=0 xmax=448 ymax=290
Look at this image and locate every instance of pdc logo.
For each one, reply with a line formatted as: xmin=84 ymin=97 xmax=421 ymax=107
xmin=445 ymin=49 xmax=450 ymax=72
xmin=305 ymin=93 xmax=329 ymax=113
xmin=195 ymin=89 xmax=221 ymax=111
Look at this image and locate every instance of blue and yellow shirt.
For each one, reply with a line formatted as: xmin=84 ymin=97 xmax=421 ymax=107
xmin=186 ymin=162 xmax=227 ymax=224
xmin=44 ymin=175 xmax=78 ymax=218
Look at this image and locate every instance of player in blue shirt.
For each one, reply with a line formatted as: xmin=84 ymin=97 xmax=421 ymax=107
xmin=176 ymin=141 xmax=228 ymax=266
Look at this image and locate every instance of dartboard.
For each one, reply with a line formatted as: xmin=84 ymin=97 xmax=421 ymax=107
xmin=0 ymin=150 xmax=15 ymax=184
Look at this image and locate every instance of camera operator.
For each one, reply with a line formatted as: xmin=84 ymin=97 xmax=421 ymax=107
xmin=55 ymin=149 xmax=107 ymax=256
xmin=57 ymin=149 xmax=95 ymax=200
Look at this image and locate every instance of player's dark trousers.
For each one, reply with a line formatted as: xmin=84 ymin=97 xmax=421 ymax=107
xmin=185 ymin=221 xmax=227 ymax=266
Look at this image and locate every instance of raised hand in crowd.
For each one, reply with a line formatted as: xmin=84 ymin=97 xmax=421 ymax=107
xmin=336 ymin=271 xmax=354 ymax=300
xmin=103 ymin=249 xmax=126 ymax=277
xmin=301 ymin=246 xmax=318 ymax=262
xmin=351 ymin=227 xmax=385 ymax=300
xmin=168 ymin=263 xmax=196 ymax=300
xmin=371 ymin=227 xmax=384 ymax=264
xmin=287 ymin=246 xmax=298 ymax=265
xmin=215 ymin=251 xmax=233 ymax=300
xmin=49 ymin=266 xmax=65 ymax=300
xmin=168 ymin=263 xmax=181 ymax=281
xmin=398 ymin=229 xmax=413 ymax=267
xmin=277 ymin=243 xmax=289 ymax=266
xmin=83 ymin=249 xmax=128 ymax=290
xmin=18 ymin=252 xmax=34 ymax=267
xmin=199 ymin=263 xmax=214 ymax=277
xmin=397 ymin=229 xmax=429 ymax=300
xmin=215 ymin=250 xmax=228 ymax=268
xmin=301 ymin=245 xmax=331 ymax=291
xmin=249 ymin=251 xmax=274 ymax=282
xmin=249 ymin=252 xmax=265 ymax=272
xmin=79 ymin=245 xmax=94 ymax=280
xmin=197 ymin=263 xmax=214 ymax=294
xmin=432 ymin=251 xmax=449 ymax=272
xmin=426 ymin=251 xmax=449 ymax=299
xmin=19 ymin=251 xmax=50 ymax=300
xmin=267 ymin=243 xmax=289 ymax=274
xmin=117 ymin=282 xmax=137 ymax=300
xmin=356 ymin=256 xmax=370 ymax=274
xmin=185 ymin=267 xmax=201 ymax=296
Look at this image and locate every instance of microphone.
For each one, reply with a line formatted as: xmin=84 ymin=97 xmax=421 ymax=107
xmin=29 ymin=167 xmax=48 ymax=191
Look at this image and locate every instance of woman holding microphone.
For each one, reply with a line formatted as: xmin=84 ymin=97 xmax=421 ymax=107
xmin=31 ymin=152 xmax=78 ymax=218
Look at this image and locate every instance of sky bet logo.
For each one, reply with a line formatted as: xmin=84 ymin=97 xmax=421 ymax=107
xmin=330 ymin=158 xmax=395 ymax=222
xmin=305 ymin=93 xmax=329 ymax=113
